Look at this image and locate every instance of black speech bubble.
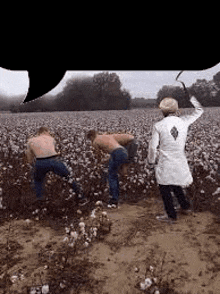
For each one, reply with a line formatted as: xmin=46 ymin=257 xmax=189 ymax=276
xmin=24 ymin=69 xmax=66 ymax=103
xmin=1 ymin=55 xmax=219 ymax=104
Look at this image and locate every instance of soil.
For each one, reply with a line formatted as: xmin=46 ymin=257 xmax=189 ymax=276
xmin=0 ymin=198 xmax=220 ymax=294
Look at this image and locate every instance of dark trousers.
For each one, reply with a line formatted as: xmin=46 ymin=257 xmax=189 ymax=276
xmin=108 ymin=148 xmax=128 ymax=202
xmin=33 ymin=156 xmax=82 ymax=199
xmin=159 ymin=185 xmax=190 ymax=219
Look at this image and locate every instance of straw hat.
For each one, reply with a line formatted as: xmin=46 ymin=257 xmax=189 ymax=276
xmin=159 ymin=97 xmax=179 ymax=113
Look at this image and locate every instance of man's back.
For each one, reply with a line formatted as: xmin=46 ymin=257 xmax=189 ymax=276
xmin=93 ymin=133 xmax=134 ymax=153
xmin=155 ymin=116 xmax=188 ymax=153
xmin=28 ymin=134 xmax=58 ymax=158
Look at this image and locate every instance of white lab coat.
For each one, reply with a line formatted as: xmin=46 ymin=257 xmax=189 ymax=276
xmin=148 ymin=97 xmax=204 ymax=186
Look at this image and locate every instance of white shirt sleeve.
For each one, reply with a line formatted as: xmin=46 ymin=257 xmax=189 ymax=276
xmin=181 ymin=96 xmax=204 ymax=126
xmin=148 ymin=125 xmax=159 ymax=164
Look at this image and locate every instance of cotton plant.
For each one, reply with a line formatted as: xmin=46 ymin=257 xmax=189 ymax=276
xmin=138 ymin=266 xmax=162 ymax=294
xmin=29 ymin=285 xmax=49 ymax=294
xmin=63 ymin=200 xmax=111 ymax=256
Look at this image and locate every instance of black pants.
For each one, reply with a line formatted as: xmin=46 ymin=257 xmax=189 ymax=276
xmin=159 ymin=185 xmax=190 ymax=220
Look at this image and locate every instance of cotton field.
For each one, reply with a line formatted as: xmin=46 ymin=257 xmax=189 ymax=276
xmin=1 ymin=108 xmax=220 ymax=217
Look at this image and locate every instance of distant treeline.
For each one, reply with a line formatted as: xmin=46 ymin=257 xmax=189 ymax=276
xmin=131 ymin=98 xmax=156 ymax=108
xmin=9 ymin=72 xmax=131 ymax=112
xmin=1 ymin=71 xmax=220 ymax=112
xmin=157 ymin=71 xmax=220 ymax=108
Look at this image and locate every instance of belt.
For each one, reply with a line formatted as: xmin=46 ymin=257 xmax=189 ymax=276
xmin=36 ymin=154 xmax=59 ymax=160
xmin=110 ymin=146 xmax=127 ymax=154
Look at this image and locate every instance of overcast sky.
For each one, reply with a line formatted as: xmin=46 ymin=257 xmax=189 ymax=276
xmin=1 ymin=64 xmax=220 ymax=100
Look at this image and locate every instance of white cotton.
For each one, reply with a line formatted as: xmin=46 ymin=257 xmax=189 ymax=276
xmin=212 ymin=187 xmax=220 ymax=195
xmin=42 ymin=284 xmax=49 ymax=294
xmin=79 ymin=222 xmax=85 ymax=228
xmin=144 ymin=278 xmax=152 ymax=288
xmin=70 ymin=231 xmax=78 ymax=240
xmin=63 ymin=236 xmax=69 ymax=243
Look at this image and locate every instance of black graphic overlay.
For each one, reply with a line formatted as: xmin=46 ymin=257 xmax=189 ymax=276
xmin=24 ymin=69 xmax=66 ymax=103
xmin=0 ymin=58 xmax=219 ymax=104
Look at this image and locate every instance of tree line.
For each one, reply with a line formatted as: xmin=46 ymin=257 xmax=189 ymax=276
xmin=157 ymin=71 xmax=220 ymax=108
xmin=1 ymin=71 xmax=220 ymax=112
xmin=10 ymin=72 xmax=131 ymax=112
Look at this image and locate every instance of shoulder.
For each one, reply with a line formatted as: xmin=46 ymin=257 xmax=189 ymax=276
xmin=154 ymin=119 xmax=165 ymax=129
xmin=27 ymin=136 xmax=35 ymax=144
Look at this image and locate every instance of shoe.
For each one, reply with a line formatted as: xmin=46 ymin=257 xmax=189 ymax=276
xmin=107 ymin=199 xmax=118 ymax=209
xmin=107 ymin=204 xmax=118 ymax=209
xmin=156 ymin=214 xmax=176 ymax=224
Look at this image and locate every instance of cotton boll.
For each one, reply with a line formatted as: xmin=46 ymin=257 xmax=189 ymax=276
xmin=144 ymin=278 xmax=152 ymax=288
xmin=140 ymin=282 xmax=147 ymax=290
xmin=70 ymin=231 xmax=78 ymax=240
xmin=10 ymin=275 xmax=18 ymax=283
xmin=65 ymin=227 xmax=70 ymax=234
xmin=95 ymin=200 xmax=103 ymax=206
xmin=79 ymin=222 xmax=85 ymax=228
xmin=63 ymin=236 xmax=69 ymax=243
xmin=90 ymin=209 xmax=96 ymax=218
xmin=42 ymin=284 xmax=49 ymax=294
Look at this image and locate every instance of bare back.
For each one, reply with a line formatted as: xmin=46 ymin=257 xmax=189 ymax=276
xmin=93 ymin=134 xmax=134 ymax=153
xmin=28 ymin=134 xmax=58 ymax=158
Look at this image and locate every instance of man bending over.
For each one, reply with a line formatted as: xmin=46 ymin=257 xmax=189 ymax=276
xmin=26 ymin=127 xmax=88 ymax=206
xmin=87 ymin=130 xmax=135 ymax=207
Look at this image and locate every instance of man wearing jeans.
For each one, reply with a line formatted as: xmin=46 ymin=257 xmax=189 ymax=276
xmin=26 ymin=127 xmax=88 ymax=206
xmin=87 ymin=130 xmax=135 ymax=207
xmin=148 ymin=96 xmax=204 ymax=222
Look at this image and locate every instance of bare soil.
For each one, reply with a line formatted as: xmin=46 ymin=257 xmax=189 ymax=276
xmin=0 ymin=198 xmax=220 ymax=294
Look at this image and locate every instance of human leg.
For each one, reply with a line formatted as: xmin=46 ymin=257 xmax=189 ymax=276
xmin=108 ymin=148 xmax=128 ymax=203
xmin=158 ymin=185 xmax=177 ymax=220
xmin=171 ymin=185 xmax=190 ymax=210
xmin=51 ymin=157 xmax=87 ymax=204
xmin=33 ymin=160 xmax=50 ymax=199
xmin=108 ymin=156 xmax=119 ymax=203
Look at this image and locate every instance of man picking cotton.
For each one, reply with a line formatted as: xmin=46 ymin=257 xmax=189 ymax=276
xmin=87 ymin=130 xmax=136 ymax=208
xmin=148 ymin=96 xmax=204 ymax=222
xmin=26 ymin=127 xmax=88 ymax=206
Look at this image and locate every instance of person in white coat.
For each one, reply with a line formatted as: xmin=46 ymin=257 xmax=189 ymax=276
xmin=148 ymin=96 xmax=204 ymax=222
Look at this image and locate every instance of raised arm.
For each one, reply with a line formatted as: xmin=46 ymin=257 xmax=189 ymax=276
xmin=148 ymin=125 xmax=159 ymax=164
xmin=182 ymin=96 xmax=204 ymax=126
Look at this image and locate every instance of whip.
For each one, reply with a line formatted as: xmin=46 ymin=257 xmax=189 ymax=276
xmin=176 ymin=70 xmax=197 ymax=210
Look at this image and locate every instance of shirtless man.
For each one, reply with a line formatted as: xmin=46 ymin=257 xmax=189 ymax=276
xmin=87 ymin=130 xmax=135 ymax=207
xmin=26 ymin=126 xmax=88 ymax=206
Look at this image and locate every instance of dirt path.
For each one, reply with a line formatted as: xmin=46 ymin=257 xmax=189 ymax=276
xmin=84 ymin=199 xmax=220 ymax=294
xmin=0 ymin=198 xmax=220 ymax=293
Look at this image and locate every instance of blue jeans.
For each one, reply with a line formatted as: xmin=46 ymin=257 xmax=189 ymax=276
xmin=108 ymin=148 xmax=128 ymax=202
xmin=33 ymin=156 xmax=81 ymax=199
